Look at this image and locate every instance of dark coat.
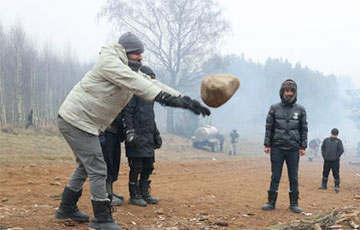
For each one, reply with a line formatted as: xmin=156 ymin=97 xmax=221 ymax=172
xmin=321 ymin=137 xmax=344 ymax=160
xmin=122 ymin=95 xmax=159 ymax=158
xmin=264 ymin=80 xmax=308 ymax=150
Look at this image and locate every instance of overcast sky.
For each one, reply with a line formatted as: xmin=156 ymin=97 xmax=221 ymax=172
xmin=0 ymin=0 xmax=359 ymax=87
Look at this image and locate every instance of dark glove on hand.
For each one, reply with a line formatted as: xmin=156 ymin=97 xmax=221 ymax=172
xmin=155 ymin=92 xmax=211 ymax=116
xmin=125 ymin=129 xmax=138 ymax=147
xmin=154 ymin=135 xmax=162 ymax=149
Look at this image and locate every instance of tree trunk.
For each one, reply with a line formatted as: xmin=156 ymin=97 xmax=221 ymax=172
xmin=15 ymin=52 xmax=24 ymax=125
xmin=0 ymin=73 xmax=6 ymax=125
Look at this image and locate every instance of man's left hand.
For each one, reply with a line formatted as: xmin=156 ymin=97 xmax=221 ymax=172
xmin=154 ymin=135 xmax=162 ymax=149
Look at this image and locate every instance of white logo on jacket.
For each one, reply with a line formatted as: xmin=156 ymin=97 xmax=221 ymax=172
xmin=293 ymin=112 xmax=299 ymax=120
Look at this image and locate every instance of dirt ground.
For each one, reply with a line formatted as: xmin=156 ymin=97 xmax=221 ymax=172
xmin=0 ymin=129 xmax=359 ymax=230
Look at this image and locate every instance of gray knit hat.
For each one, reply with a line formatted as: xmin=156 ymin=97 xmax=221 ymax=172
xmin=118 ymin=32 xmax=144 ymax=54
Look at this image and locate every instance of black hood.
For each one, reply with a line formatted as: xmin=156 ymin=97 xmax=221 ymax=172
xmin=279 ymin=79 xmax=297 ymax=105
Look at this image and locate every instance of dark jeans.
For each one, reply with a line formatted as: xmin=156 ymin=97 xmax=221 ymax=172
xmin=269 ymin=147 xmax=300 ymax=192
xmin=100 ymin=131 xmax=121 ymax=183
xmin=128 ymin=157 xmax=155 ymax=183
xmin=322 ymin=159 xmax=340 ymax=181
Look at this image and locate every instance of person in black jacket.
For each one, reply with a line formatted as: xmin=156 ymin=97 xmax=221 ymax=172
xmin=261 ymin=79 xmax=308 ymax=214
xmin=99 ymin=114 xmax=125 ymax=206
xmin=318 ymin=128 xmax=344 ymax=192
xmin=122 ymin=66 xmax=162 ymax=207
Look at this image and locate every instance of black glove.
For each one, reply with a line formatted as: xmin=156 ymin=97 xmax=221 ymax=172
xmin=125 ymin=129 xmax=138 ymax=147
xmin=155 ymin=92 xmax=211 ymax=116
xmin=154 ymin=135 xmax=162 ymax=149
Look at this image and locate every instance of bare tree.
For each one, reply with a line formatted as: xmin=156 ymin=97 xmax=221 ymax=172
xmin=0 ymin=21 xmax=91 ymax=126
xmin=100 ymin=0 xmax=230 ymax=133
xmin=0 ymin=22 xmax=7 ymax=124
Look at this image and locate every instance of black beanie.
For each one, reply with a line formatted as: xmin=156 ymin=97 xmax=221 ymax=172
xmin=118 ymin=32 xmax=144 ymax=54
xmin=140 ymin=65 xmax=155 ymax=76
xmin=331 ymin=128 xmax=339 ymax=135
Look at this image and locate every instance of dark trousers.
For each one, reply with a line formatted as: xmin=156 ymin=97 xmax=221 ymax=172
xmin=100 ymin=131 xmax=121 ymax=183
xmin=322 ymin=159 xmax=340 ymax=181
xmin=269 ymin=147 xmax=300 ymax=192
xmin=128 ymin=157 xmax=155 ymax=183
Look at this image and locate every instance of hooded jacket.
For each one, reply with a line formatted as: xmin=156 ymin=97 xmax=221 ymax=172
xmin=58 ymin=43 xmax=180 ymax=135
xmin=264 ymin=79 xmax=308 ymax=150
xmin=122 ymin=95 xmax=159 ymax=158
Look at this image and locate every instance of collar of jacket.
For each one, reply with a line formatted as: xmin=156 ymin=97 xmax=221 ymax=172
xmin=101 ymin=43 xmax=129 ymax=65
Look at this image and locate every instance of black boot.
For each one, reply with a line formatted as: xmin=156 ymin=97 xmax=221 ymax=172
xmin=261 ymin=190 xmax=277 ymax=210
xmin=106 ymin=181 xmax=123 ymax=206
xmin=54 ymin=186 xmax=89 ymax=222
xmin=334 ymin=179 xmax=340 ymax=193
xmin=318 ymin=177 xmax=328 ymax=190
xmin=129 ymin=182 xmax=147 ymax=207
xmin=89 ymin=197 xmax=122 ymax=230
xmin=140 ymin=180 xmax=159 ymax=204
xmin=289 ymin=191 xmax=302 ymax=213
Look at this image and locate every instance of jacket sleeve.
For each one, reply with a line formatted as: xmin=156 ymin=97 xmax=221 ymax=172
xmin=121 ymin=96 xmax=137 ymax=131
xmin=321 ymin=140 xmax=326 ymax=158
xmin=138 ymin=72 xmax=181 ymax=97
xmin=299 ymin=107 xmax=308 ymax=148
xmin=154 ymin=122 xmax=160 ymax=137
xmin=96 ymin=47 xmax=162 ymax=102
xmin=338 ymin=139 xmax=344 ymax=157
xmin=264 ymin=106 xmax=275 ymax=146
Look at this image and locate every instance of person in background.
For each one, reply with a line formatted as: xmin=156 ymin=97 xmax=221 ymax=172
xmin=229 ymin=129 xmax=239 ymax=155
xmin=122 ymin=65 xmax=162 ymax=207
xmin=318 ymin=128 xmax=344 ymax=193
xmin=25 ymin=109 xmax=34 ymax=129
xmin=99 ymin=113 xmax=124 ymax=206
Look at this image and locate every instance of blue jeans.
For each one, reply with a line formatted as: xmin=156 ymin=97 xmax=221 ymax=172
xmin=269 ymin=147 xmax=300 ymax=192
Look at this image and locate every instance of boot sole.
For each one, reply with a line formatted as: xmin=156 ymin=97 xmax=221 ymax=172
xmin=89 ymin=222 xmax=122 ymax=230
xmin=54 ymin=211 xmax=89 ymax=222
xmin=129 ymin=200 xmax=147 ymax=207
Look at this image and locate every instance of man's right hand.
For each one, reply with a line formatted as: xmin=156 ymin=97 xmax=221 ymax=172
xmin=264 ymin=146 xmax=271 ymax=154
xmin=125 ymin=129 xmax=138 ymax=147
xmin=155 ymin=92 xmax=210 ymax=117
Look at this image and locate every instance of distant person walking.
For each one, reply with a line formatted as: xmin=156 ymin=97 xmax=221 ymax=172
xmin=357 ymin=141 xmax=360 ymax=159
xmin=308 ymin=138 xmax=319 ymax=162
xmin=318 ymin=128 xmax=344 ymax=193
xmin=261 ymin=79 xmax=308 ymax=214
xmin=229 ymin=129 xmax=239 ymax=155
xmin=25 ymin=110 xmax=34 ymax=129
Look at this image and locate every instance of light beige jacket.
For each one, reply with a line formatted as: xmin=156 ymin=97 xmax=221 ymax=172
xmin=58 ymin=43 xmax=180 ymax=135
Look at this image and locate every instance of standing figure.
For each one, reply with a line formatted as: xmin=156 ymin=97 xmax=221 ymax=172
xmin=318 ymin=128 xmax=344 ymax=193
xmin=261 ymin=79 xmax=308 ymax=214
xmin=54 ymin=32 xmax=210 ymax=230
xmin=357 ymin=141 xmax=360 ymax=159
xmin=216 ymin=133 xmax=225 ymax=152
xmin=229 ymin=129 xmax=239 ymax=155
xmin=122 ymin=66 xmax=161 ymax=207
xmin=99 ymin=113 xmax=124 ymax=206
xmin=308 ymin=138 xmax=319 ymax=162
xmin=25 ymin=109 xmax=34 ymax=129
